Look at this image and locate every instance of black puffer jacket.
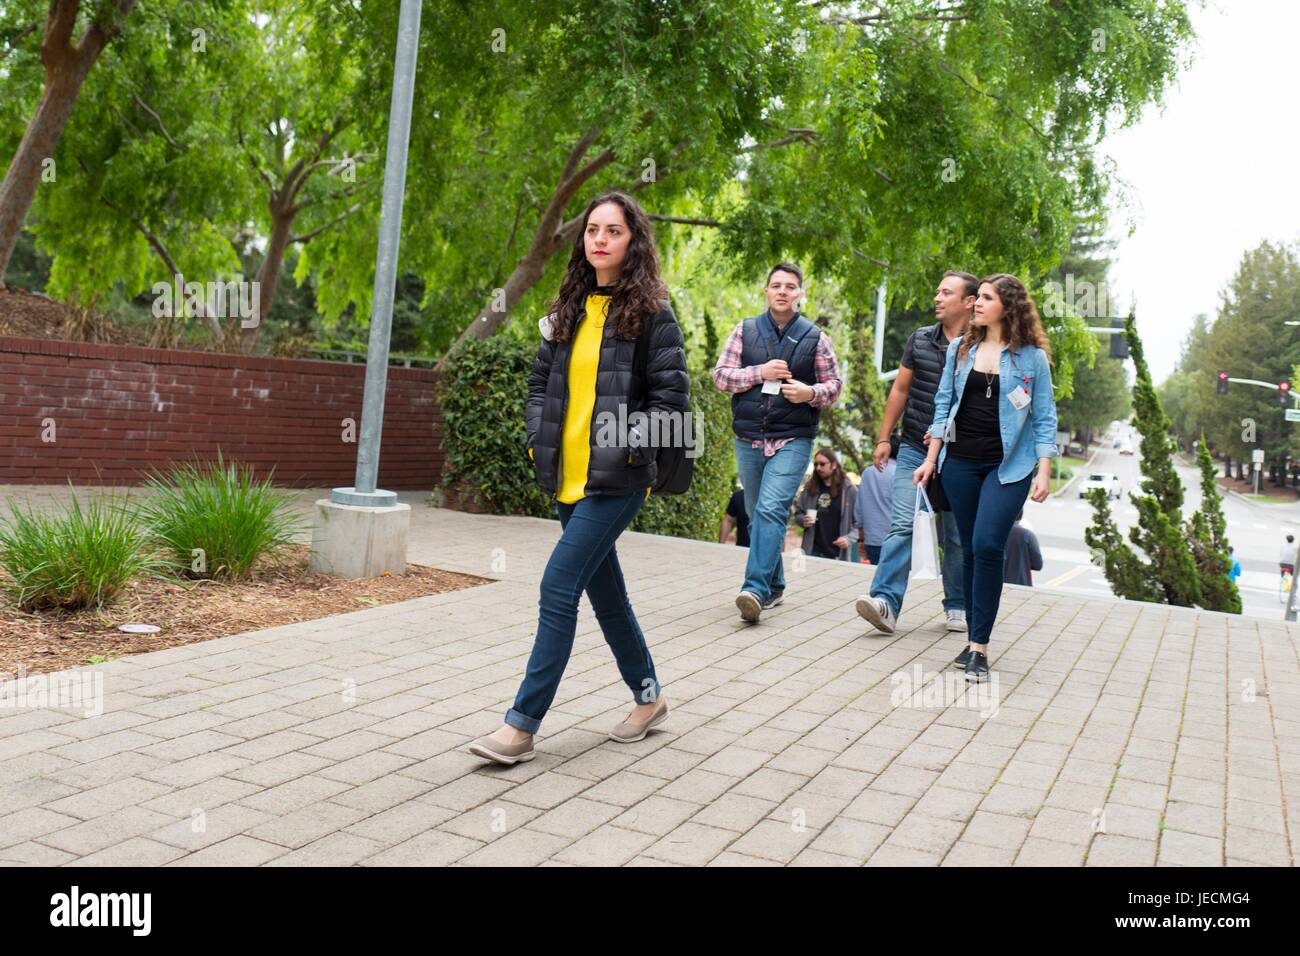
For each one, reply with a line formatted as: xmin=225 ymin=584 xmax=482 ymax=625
xmin=526 ymin=302 xmax=690 ymax=499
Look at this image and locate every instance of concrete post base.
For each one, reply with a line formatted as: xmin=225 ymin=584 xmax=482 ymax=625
xmin=309 ymin=499 xmax=411 ymax=578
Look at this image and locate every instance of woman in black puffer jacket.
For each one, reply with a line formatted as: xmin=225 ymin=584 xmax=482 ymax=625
xmin=469 ymin=191 xmax=690 ymax=765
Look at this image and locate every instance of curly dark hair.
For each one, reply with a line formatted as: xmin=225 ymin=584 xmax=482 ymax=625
xmin=548 ymin=191 xmax=668 ymax=343
xmin=957 ymin=273 xmax=1052 ymax=363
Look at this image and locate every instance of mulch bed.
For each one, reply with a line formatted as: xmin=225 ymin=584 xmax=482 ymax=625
xmin=0 ymin=545 xmax=493 ymax=678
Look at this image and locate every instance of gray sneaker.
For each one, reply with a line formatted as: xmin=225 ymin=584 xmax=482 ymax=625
xmin=945 ymin=609 xmax=968 ymax=632
xmin=763 ymin=588 xmax=785 ymax=609
xmin=855 ymin=595 xmax=897 ymax=634
xmin=736 ymin=591 xmax=762 ymax=622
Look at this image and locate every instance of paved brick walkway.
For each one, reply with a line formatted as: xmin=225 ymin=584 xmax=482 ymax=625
xmin=1 ymin=499 xmax=1296 ymax=866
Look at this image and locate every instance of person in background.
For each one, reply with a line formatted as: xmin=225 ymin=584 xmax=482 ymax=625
xmin=794 ymin=447 xmax=858 ymax=560
xmin=1002 ymin=509 xmax=1043 ymax=586
xmin=1227 ymin=546 xmax=1242 ymax=584
xmin=1280 ymin=533 xmax=1295 ymax=580
xmin=720 ymin=484 xmax=751 ymax=547
xmin=855 ymin=433 xmax=898 ymax=564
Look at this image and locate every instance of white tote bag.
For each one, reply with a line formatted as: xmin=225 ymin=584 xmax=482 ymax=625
xmin=911 ymin=484 xmax=941 ymax=580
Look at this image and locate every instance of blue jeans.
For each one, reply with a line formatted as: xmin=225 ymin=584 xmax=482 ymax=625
xmin=506 ymin=493 xmax=661 ymax=733
xmin=940 ymin=455 xmax=1032 ymax=646
xmin=869 ymin=441 xmax=965 ymax=616
xmin=863 ymin=544 xmax=882 ymax=564
xmin=734 ymin=437 xmax=811 ymax=602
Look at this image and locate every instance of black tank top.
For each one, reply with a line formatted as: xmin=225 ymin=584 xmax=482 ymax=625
xmin=948 ymin=372 xmax=1003 ymax=461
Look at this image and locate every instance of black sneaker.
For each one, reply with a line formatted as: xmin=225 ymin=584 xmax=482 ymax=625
xmin=965 ymin=650 xmax=989 ymax=682
xmin=953 ymin=646 xmax=972 ymax=670
xmin=763 ymin=588 xmax=785 ymax=609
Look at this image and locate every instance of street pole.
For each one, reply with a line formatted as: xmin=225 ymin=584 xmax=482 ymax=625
xmin=332 ymin=0 xmax=422 ymax=509
xmin=308 ymin=0 xmax=420 ymax=579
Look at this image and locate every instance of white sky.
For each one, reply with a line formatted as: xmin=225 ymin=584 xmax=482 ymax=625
xmin=1102 ymin=0 xmax=1300 ymax=383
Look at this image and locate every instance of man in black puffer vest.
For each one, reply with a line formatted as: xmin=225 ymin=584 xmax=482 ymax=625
xmin=714 ymin=263 xmax=843 ymax=622
xmin=855 ymin=271 xmax=975 ymax=638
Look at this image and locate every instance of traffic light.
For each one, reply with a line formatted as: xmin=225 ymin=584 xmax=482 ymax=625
xmin=1109 ymin=318 xmax=1129 ymax=359
xmin=1280 ymin=380 xmax=1292 ymax=407
xmin=1217 ymin=371 xmax=1229 ymax=395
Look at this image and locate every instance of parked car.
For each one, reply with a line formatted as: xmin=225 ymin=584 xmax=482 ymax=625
xmin=1118 ymin=442 xmax=1135 ymax=456
xmin=1080 ymin=472 xmax=1123 ymax=500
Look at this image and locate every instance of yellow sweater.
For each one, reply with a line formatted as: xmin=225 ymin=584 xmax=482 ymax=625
xmin=556 ymin=293 xmax=610 ymax=503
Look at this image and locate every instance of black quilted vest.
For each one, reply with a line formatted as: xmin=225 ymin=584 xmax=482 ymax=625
xmin=730 ymin=311 xmax=821 ymax=441
xmin=900 ymin=322 xmax=960 ymax=450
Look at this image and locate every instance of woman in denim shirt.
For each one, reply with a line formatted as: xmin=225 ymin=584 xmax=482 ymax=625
xmin=914 ymin=274 xmax=1058 ymax=682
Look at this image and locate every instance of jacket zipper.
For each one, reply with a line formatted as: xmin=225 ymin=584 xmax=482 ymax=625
xmin=555 ymin=340 xmax=572 ymax=499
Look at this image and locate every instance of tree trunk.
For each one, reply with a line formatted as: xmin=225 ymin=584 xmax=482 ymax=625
xmin=0 ymin=0 xmax=138 ymax=283
xmin=442 ymin=127 xmax=614 ymax=364
xmin=242 ymin=204 xmax=295 ymax=352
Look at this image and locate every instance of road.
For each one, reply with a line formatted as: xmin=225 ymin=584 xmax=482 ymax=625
xmin=1022 ymin=426 xmax=1300 ymax=621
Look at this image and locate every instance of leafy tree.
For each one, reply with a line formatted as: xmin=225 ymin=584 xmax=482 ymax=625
xmin=0 ymin=0 xmax=139 ymax=281
xmin=1057 ymin=350 xmax=1131 ymax=446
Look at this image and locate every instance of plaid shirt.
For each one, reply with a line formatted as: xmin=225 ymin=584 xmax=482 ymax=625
xmin=713 ymin=319 xmax=843 ymax=457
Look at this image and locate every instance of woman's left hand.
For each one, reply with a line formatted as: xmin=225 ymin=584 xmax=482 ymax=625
xmin=833 ymin=536 xmax=848 ymax=550
xmin=1029 ymin=471 xmax=1050 ymax=503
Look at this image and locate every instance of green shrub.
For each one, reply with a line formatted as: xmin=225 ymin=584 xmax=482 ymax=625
xmin=437 ymin=335 xmax=555 ymax=518
xmin=136 ymin=452 xmax=305 ymax=580
xmin=632 ymin=369 xmax=735 ymax=541
xmin=0 ymin=487 xmax=169 ymax=611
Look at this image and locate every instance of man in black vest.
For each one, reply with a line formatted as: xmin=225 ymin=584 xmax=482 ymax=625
xmin=714 ymin=263 xmax=843 ymax=622
xmin=856 ymin=271 xmax=976 ymax=636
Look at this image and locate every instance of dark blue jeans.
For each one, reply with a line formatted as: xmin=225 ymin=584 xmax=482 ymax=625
xmin=939 ymin=456 xmax=1032 ymax=646
xmin=506 ymin=493 xmax=661 ymax=734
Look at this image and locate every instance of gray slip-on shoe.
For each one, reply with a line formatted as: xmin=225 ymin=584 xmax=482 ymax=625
xmin=468 ymin=734 xmax=536 ymax=765
xmin=609 ymin=698 xmax=669 ymax=743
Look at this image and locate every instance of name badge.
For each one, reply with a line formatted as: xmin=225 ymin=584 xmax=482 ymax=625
xmin=761 ymin=379 xmax=783 ymax=395
xmin=1008 ymin=385 xmax=1030 ymax=409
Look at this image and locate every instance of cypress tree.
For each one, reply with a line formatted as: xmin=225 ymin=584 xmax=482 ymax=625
xmin=1084 ymin=313 xmax=1202 ymax=606
xmin=1187 ymin=432 xmax=1241 ymax=613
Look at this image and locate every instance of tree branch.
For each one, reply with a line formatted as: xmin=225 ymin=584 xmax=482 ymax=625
xmin=132 ymin=93 xmax=180 ymax=148
xmin=290 ymin=202 xmax=363 ymax=244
